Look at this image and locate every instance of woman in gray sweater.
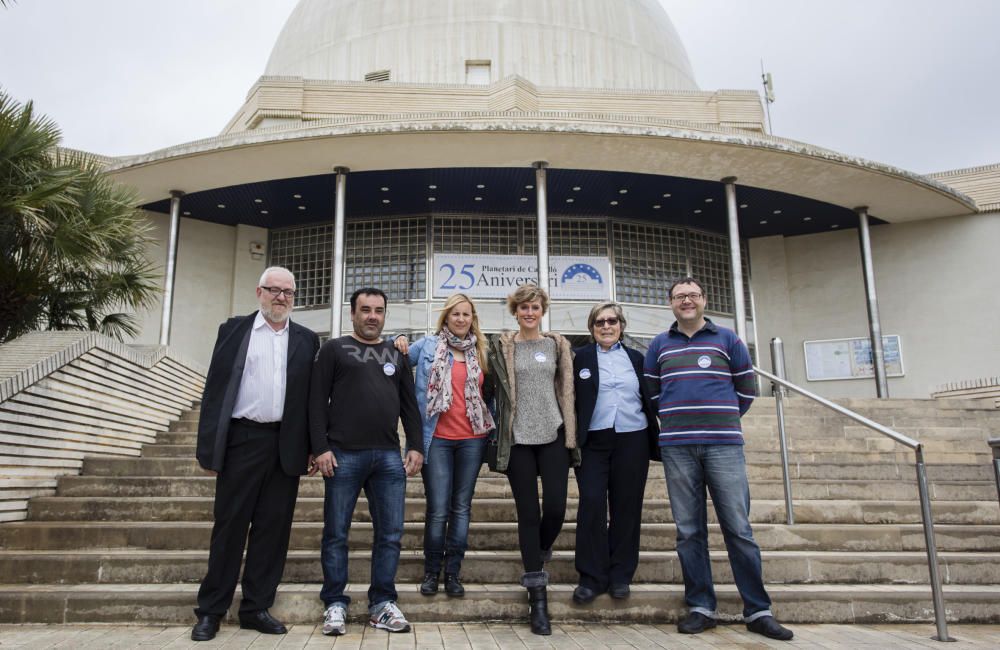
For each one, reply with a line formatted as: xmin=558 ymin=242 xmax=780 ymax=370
xmin=487 ymin=284 xmax=579 ymax=635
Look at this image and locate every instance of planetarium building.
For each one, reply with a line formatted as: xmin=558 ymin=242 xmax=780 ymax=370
xmin=111 ymin=0 xmax=1000 ymax=399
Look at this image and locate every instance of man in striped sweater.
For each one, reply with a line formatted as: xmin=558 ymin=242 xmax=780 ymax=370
xmin=644 ymin=277 xmax=793 ymax=641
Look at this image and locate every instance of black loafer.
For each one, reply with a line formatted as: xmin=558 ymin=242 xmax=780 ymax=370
xmin=608 ymin=583 xmax=630 ymax=599
xmin=191 ymin=614 xmax=221 ymax=641
xmin=572 ymin=585 xmax=599 ymax=604
xmin=747 ymin=615 xmax=794 ymax=641
xmin=677 ymin=611 xmax=717 ymax=634
xmin=238 ymin=609 xmax=287 ymax=635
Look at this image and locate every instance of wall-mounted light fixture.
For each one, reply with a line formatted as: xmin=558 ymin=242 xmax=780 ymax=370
xmin=249 ymin=241 xmax=264 ymax=260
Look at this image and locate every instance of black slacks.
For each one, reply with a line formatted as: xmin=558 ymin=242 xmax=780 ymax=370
xmin=574 ymin=427 xmax=650 ymax=591
xmin=505 ymin=432 xmax=570 ymax=574
xmin=195 ymin=421 xmax=300 ymax=616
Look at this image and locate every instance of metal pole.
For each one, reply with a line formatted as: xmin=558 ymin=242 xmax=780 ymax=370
xmin=330 ymin=167 xmax=349 ymax=339
xmin=914 ymin=447 xmax=954 ymax=641
xmin=722 ymin=177 xmax=747 ymax=342
xmin=159 ymin=190 xmax=183 ymax=346
xmin=856 ymin=206 xmax=889 ymax=398
xmin=534 ymin=161 xmax=551 ymax=332
xmin=770 ymin=338 xmax=794 ymax=525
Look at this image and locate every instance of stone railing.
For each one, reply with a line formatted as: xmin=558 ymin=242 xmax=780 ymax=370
xmin=932 ymin=376 xmax=1000 ymax=409
xmin=0 ymin=332 xmax=205 ymax=522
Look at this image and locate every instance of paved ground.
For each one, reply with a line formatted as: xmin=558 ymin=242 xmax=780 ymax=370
xmin=1 ymin=623 xmax=998 ymax=649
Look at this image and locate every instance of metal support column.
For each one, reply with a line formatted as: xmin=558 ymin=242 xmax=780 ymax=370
xmin=534 ymin=161 xmax=551 ymax=331
xmin=722 ymin=177 xmax=747 ymax=342
xmin=915 ymin=447 xmax=954 ymax=641
xmin=158 ymin=190 xmax=183 ymax=346
xmin=989 ymin=437 xmax=1000 ymax=511
xmin=856 ymin=206 xmax=889 ymax=397
xmin=770 ymin=338 xmax=795 ymax=525
xmin=330 ymin=167 xmax=349 ymax=338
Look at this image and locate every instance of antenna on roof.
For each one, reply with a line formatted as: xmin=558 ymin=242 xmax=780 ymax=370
xmin=760 ymin=59 xmax=775 ymax=134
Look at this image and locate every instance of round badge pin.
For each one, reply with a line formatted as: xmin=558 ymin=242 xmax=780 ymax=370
xmin=579 ymin=368 xmax=592 ymax=379
xmin=383 ymin=362 xmax=396 ymax=376
xmin=534 ymin=351 xmax=547 ymax=363
xmin=697 ymin=355 xmax=712 ymax=369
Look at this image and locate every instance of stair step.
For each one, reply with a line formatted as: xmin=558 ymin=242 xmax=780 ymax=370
xmin=0 ymin=582 xmax=996 ymax=625
xmin=26 ymin=496 xmax=1000 ymax=525
xmin=53 ymin=475 xmax=999 ymax=502
xmin=2 ymin=549 xmax=997 ymax=586
xmin=3 ymin=521 xmax=998 ymax=553
xmin=79 ymin=456 xmax=997 ymax=482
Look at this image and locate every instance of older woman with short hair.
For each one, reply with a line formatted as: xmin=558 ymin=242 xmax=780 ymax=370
xmin=570 ymin=302 xmax=659 ymax=605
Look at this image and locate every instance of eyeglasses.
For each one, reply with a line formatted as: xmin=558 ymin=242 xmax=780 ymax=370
xmin=260 ymin=286 xmax=297 ymax=298
xmin=671 ymin=292 xmax=703 ymax=302
xmin=593 ymin=317 xmax=620 ymax=327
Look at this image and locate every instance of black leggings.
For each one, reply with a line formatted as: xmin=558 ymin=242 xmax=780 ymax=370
xmin=505 ymin=433 xmax=570 ymax=573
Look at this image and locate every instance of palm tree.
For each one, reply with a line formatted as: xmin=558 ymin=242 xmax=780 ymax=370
xmin=0 ymin=91 xmax=160 ymax=343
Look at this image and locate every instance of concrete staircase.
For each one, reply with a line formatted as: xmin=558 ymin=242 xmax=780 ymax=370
xmin=1 ymin=397 xmax=998 ymax=625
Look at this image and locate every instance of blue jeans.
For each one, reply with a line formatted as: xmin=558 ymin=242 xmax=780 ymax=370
xmin=320 ymin=448 xmax=406 ymax=613
xmin=661 ymin=444 xmax=772 ymax=621
xmin=421 ymin=436 xmax=486 ymax=575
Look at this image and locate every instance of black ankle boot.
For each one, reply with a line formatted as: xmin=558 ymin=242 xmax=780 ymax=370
xmin=419 ymin=571 xmax=440 ymax=595
xmin=444 ymin=573 xmax=465 ymax=597
xmin=527 ymin=586 xmax=552 ymax=635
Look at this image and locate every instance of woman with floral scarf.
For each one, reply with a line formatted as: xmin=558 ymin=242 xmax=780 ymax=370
xmin=393 ymin=293 xmax=493 ymax=598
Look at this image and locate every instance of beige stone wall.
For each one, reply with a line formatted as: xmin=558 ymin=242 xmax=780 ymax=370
xmin=751 ymin=211 xmax=1000 ymax=398
xmin=133 ymin=212 xmax=239 ymax=364
xmin=223 ymin=76 xmax=765 ymax=135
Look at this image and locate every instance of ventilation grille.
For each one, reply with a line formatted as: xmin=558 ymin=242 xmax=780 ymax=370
xmin=364 ymin=70 xmax=390 ymax=82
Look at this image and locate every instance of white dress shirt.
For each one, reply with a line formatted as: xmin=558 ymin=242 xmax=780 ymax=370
xmin=231 ymin=312 xmax=289 ymax=423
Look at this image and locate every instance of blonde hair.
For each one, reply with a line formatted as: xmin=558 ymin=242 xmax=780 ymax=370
xmin=436 ymin=293 xmax=488 ymax=372
xmin=506 ymin=284 xmax=550 ymax=316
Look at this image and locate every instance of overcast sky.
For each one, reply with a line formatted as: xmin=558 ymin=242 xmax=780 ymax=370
xmin=1 ymin=0 xmax=997 ymax=174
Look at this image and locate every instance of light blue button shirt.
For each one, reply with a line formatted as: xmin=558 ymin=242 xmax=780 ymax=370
xmin=590 ymin=342 xmax=648 ymax=433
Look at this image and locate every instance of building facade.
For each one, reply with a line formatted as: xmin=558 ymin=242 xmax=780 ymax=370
xmin=100 ymin=0 xmax=997 ymax=399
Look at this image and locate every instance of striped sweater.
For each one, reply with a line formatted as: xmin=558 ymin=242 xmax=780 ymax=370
xmin=643 ymin=319 xmax=756 ymax=446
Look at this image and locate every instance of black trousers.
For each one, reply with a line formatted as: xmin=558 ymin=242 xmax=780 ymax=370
xmin=505 ymin=432 xmax=570 ymax=574
xmin=195 ymin=422 xmax=300 ymax=616
xmin=574 ymin=428 xmax=650 ymax=591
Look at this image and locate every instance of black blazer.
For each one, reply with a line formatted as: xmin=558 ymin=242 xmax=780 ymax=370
xmin=196 ymin=312 xmax=320 ymax=475
xmin=572 ymin=342 xmax=661 ymax=462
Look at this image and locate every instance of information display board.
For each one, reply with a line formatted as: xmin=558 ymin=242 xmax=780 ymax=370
xmin=432 ymin=254 xmax=611 ymax=300
xmin=803 ymin=335 xmax=904 ymax=381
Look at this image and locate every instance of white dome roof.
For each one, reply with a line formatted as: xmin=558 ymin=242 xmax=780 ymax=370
xmin=264 ymin=0 xmax=698 ymax=91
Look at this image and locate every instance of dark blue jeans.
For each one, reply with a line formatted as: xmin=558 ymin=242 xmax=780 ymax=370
xmin=320 ymin=447 xmax=406 ymax=613
xmin=661 ymin=444 xmax=773 ymax=621
xmin=421 ymin=436 xmax=486 ymax=575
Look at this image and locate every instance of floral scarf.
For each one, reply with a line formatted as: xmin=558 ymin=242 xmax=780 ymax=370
xmin=425 ymin=326 xmax=495 ymax=435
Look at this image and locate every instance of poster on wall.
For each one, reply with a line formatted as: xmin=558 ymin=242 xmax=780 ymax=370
xmin=803 ymin=335 xmax=904 ymax=381
xmin=432 ymin=254 xmax=611 ymax=300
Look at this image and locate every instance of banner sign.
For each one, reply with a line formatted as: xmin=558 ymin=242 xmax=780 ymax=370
xmin=433 ymin=254 xmax=611 ymax=300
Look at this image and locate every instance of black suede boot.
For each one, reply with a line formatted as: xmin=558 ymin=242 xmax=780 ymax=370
xmin=527 ymin=587 xmax=552 ymax=635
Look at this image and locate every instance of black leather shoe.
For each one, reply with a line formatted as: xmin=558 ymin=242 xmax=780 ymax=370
xmin=527 ymin=586 xmax=552 ymax=635
xmin=747 ymin=615 xmax=794 ymax=641
xmin=420 ymin=572 xmax=440 ymax=595
xmin=572 ymin=585 xmax=598 ymax=604
xmin=608 ymin=583 xmax=630 ymax=599
xmin=238 ymin=609 xmax=287 ymax=635
xmin=677 ymin=611 xmax=717 ymax=635
xmin=191 ymin=614 xmax=221 ymax=641
xmin=444 ymin=573 xmax=465 ymax=597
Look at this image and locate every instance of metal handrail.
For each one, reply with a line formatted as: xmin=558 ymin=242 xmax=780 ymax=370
xmin=755 ymin=338 xmax=953 ymax=642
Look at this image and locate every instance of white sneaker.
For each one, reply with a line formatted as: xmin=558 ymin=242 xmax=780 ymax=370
xmin=369 ymin=601 xmax=411 ymax=633
xmin=322 ymin=604 xmax=347 ymax=636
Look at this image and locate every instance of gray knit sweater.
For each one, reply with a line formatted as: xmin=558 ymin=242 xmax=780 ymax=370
xmin=511 ymin=338 xmax=564 ymax=445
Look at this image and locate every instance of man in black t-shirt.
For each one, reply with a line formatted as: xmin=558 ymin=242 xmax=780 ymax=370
xmin=310 ymin=288 xmax=423 ymax=636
